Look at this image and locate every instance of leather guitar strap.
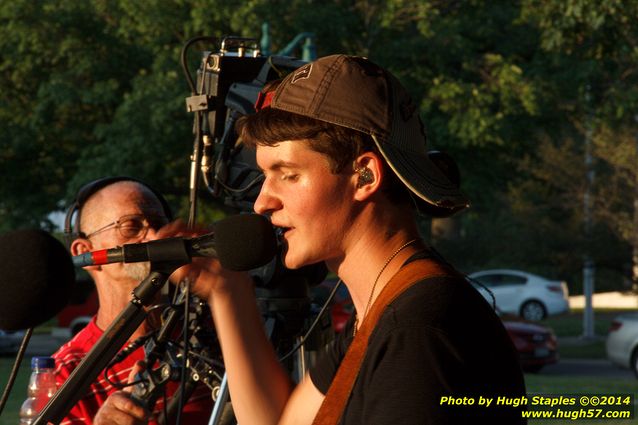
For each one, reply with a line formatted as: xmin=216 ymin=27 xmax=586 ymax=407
xmin=312 ymin=259 xmax=454 ymax=425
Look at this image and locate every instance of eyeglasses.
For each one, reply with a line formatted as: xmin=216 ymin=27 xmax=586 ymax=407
xmin=83 ymin=214 xmax=168 ymax=240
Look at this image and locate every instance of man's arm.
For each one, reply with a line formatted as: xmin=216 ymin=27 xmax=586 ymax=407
xmin=204 ymin=270 xmax=320 ymax=425
xmin=278 ymin=374 xmax=325 ymax=425
xmin=159 ymin=221 xmax=325 ymax=425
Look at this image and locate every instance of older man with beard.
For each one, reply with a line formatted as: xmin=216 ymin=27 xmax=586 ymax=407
xmin=53 ymin=178 xmax=213 ymax=425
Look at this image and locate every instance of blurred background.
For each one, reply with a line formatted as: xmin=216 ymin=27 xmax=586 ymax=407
xmin=1 ymin=1 xmax=637 ymax=424
xmin=2 ymin=0 xmax=637 ymax=294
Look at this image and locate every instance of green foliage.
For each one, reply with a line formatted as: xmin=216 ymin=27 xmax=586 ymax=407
xmin=0 ymin=0 xmax=142 ymax=229
xmin=0 ymin=0 xmax=636 ymax=291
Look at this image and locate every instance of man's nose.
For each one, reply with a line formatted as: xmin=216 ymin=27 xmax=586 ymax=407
xmin=254 ymin=182 xmax=281 ymax=215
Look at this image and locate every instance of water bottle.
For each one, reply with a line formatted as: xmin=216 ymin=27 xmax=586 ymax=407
xmin=19 ymin=356 xmax=57 ymax=425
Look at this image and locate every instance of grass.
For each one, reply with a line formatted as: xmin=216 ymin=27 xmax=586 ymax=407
xmin=525 ymin=374 xmax=636 ymax=394
xmin=0 ymin=356 xmax=31 ymax=425
xmin=559 ymin=341 xmax=607 ymax=359
xmin=32 ymin=319 xmax=57 ymax=336
xmin=0 ymin=321 xmax=57 ymax=425
xmin=540 ymin=309 xmax=620 ymax=338
xmin=517 ymin=310 xmax=637 ymax=423
xmin=525 ymin=374 xmax=637 ymax=425
xmin=538 ymin=309 xmax=633 ymax=360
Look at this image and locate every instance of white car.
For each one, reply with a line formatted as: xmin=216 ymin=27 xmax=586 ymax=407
xmin=467 ymin=269 xmax=569 ymax=321
xmin=606 ymin=313 xmax=638 ymax=378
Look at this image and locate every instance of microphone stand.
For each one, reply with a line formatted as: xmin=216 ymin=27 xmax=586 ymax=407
xmin=33 ymin=240 xmax=191 ymax=425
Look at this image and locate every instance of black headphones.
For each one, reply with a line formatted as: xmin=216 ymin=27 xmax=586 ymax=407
xmin=63 ymin=176 xmax=173 ymax=248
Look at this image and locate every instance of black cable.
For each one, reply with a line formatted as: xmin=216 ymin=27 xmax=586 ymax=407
xmin=175 ymin=280 xmax=190 ymax=425
xmin=0 ymin=328 xmax=33 ymax=415
xmin=103 ymin=300 xmax=170 ymax=389
xmin=183 ymin=348 xmax=225 ymax=370
xmin=278 ymin=279 xmax=343 ymax=363
xmin=109 ymin=332 xmax=153 ymax=366
xmin=427 ymin=246 xmax=497 ymax=310
xmin=104 ymin=332 xmax=155 ymax=389
xmin=466 ymin=275 xmax=497 ymax=310
xmin=161 ymin=385 xmax=168 ymax=425
xmin=180 ymin=36 xmax=216 ymax=94
xmin=212 ymin=172 xmax=264 ymax=194
xmin=188 ymin=113 xmax=202 ymax=227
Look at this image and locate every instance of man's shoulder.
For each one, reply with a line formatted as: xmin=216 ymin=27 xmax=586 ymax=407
xmin=384 ymin=274 xmax=469 ymax=316
xmin=378 ymin=272 xmax=501 ymax=337
xmin=53 ymin=317 xmax=100 ymax=370
xmin=53 ymin=342 xmax=87 ymax=369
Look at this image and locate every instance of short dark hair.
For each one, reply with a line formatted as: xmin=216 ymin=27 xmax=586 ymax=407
xmin=237 ymin=107 xmax=413 ymax=206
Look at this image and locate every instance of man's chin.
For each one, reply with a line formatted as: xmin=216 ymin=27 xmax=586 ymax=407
xmin=282 ymin=256 xmax=300 ymax=270
xmin=283 ymin=253 xmax=315 ymax=271
xmin=123 ymin=262 xmax=151 ymax=282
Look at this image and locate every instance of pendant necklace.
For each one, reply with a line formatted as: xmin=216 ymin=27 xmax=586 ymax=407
xmin=353 ymin=239 xmax=417 ymax=337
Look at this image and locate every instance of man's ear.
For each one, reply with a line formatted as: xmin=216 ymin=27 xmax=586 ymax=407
xmin=352 ymin=152 xmax=384 ymax=201
xmin=71 ymin=238 xmax=102 ymax=272
xmin=70 ymin=237 xmax=92 ymax=257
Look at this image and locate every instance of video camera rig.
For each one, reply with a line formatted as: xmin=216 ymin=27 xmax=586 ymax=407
xmin=126 ymin=36 xmax=330 ymax=425
xmin=183 ymin=36 xmax=305 ymax=212
xmin=181 ymin=35 xmax=327 ymax=283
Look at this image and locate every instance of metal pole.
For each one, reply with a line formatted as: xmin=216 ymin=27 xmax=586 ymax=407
xmin=207 ymin=374 xmax=230 ymax=425
xmin=582 ymin=258 xmax=595 ymax=338
xmin=582 ymin=88 xmax=595 ymax=339
xmin=633 ymin=114 xmax=638 ymax=293
xmin=295 ymin=335 xmax=307 ymax=383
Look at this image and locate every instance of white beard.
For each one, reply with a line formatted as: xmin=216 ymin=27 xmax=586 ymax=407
xmin=123 ymin=261 xmax=151 ymax=282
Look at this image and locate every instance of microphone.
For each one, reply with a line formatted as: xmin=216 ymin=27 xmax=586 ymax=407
xmin=72 ymin=214 xmax=277 ymax=272
xmin=0 ymin=229 xmax=75 ymax=331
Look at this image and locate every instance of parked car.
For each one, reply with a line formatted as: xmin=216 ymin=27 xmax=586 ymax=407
xmin=606 ymin=312 xmax=638 ymax=378
xmin=0 ymin=329 xmax=25 ymax=355
xmin=502 ymin=319 xmax=558 ymax=373
xmin=467 ymin=269 xmax=569 ymax=321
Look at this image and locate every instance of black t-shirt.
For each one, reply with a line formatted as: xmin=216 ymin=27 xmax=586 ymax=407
xmin=309 ymin=264 xmax=527 ymax=424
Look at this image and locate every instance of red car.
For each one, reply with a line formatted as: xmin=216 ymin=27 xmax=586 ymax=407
xmin=57 ymin=278 xmax=99 ymax=336
xmin=502 ymin=319 xmax=558 ymax=373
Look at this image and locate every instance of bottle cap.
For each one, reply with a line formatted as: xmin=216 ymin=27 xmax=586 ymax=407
xmin=31 ymin=356 xmax=55 ymax=369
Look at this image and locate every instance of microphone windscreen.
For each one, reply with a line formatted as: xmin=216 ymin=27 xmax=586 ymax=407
xmin=0 ymin=229 xmax=75 ymax=330
xmin=213 ymin=214 xmax=277 ymax=271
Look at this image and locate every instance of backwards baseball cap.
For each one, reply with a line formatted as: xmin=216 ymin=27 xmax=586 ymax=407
xmin=266 ymin=54 xmax=469 ymax=215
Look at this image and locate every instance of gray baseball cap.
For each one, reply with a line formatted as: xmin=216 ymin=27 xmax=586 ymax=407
xmin=269 ymin=54 xmax=469 ymax=214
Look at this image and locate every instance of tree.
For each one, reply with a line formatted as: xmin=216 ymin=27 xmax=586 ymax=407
xmin=0 ymin=0 xmax=274 ymax=229
xmin=0 ymin=0 xmax=144 ymax=230
xmin=516 ymin=0 xmax=638 ymax=289
xmin=1 ymin=0 xmax=634 ymax=295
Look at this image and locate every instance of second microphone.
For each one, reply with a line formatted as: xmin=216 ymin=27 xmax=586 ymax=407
xmin=72 ymin=214 xmax=277 ymax=272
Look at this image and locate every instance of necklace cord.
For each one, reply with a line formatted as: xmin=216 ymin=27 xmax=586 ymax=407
xmin=354 ymin=239 xmax=418 ymax=336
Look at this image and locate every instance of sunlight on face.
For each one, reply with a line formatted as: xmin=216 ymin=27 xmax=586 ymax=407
xmin=255 ymin=141 xmax=356 ymax=269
